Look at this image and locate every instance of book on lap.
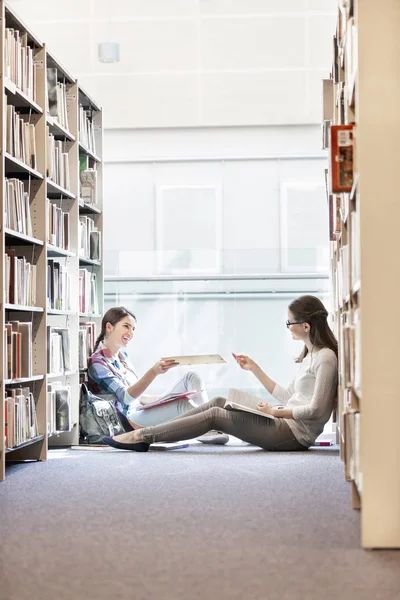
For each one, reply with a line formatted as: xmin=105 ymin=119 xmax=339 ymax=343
xmin=224 ymin=388 xmax=276 ymax=421
xmin=136 ymin=389 xmax=200 ymax=411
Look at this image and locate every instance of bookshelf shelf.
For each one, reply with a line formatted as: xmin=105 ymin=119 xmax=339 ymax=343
xmin=48 ymin=370 xmax=77 ymax=379
xmin=4 ymin=229 xmax=44 ymax=246
xmin=4 ymin=304 xmax=44 ymax=312
xmin=5 ymin=435 xmax=45 ymax=454
xmin=47 ymin=309 xmax=78 ymax=316
xmin=79 ymin=201 xmax=102 ymax=215
xmin=5 ymin=375 xmax=45 ymax=385
xmin=324 ymin=0 xmax=400 ymax=548
xmin=78 ymin=142 xmax=101 ymax=163
xmin=0 ymin=2 xmax=104 ymax=479
xmin=5 ymin=152 xmax=43 ymax=179
xmin=46 ymin=115 xmax=75 ymax=142
xmin=5 ymin=77 xmax=43 ymax=114
xmin=47 ymin=245 xmax=75 ymax=258
xmin=46 ymin=178 xmax=75 ymax=199
xmin=79 ymin=257 xmax=101 ymax=267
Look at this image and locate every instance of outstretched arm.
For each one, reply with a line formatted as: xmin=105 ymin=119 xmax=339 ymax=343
xmin=232 ymin=353 xmax=277 ymax=395
xmin=127 ymin=361 xmax=178 ymax=399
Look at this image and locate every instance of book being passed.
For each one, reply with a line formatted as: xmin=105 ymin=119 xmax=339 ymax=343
xmin=160 ymin=354 xmax=226 ymax=366
xmin=224 ymin=388 xmax=275 ymax=421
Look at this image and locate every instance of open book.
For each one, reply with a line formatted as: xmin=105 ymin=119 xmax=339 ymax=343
xmin=135 ymin=390 xmax=200 ymax=411
xmin=224 ymin=389 xmax=277 ymax=421
xmin=160 ymin=354 xmax=226 ymax=366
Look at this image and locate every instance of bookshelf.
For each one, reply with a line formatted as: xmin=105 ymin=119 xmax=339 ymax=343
xmin=0 ymin=2 xmax=104 ymax=479
xmin=323 ymin=0 xmax=400 ymax=548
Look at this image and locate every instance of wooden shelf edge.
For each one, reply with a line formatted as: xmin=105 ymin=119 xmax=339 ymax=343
xmin=5 ymin=375 xmax=45 ymax=385
xmin=5 ymin=77 xmax=44 ymax=114
xmin=5 ymin=153 xmax=44 ymax=179
xmin=5 ymin=435 xmax=45 ymax=454
xmin=5 ymin=304 xmax=44 ymax=312
xmin=5 ymin=228 xmax=44 ymax=246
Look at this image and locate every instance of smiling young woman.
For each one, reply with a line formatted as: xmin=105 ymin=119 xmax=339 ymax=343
xmin=102 ymin=296 xmax=338 ymax=453
xmin=86 ymin=306 xmax=228 ymax=443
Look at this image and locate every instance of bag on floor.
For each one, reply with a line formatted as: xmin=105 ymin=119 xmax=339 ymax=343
xmin=79 ymin=384 xmax=126 ymax=444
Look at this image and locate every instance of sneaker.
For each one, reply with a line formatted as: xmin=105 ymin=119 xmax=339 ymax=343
xmin=197 ymin=430 xmax=229 ymax=445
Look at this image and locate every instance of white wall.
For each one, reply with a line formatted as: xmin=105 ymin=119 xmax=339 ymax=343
xmin=8 ymin=0 xmax=336 ymax=128
xmin=103 ymin=124 xmax=328 ymax=276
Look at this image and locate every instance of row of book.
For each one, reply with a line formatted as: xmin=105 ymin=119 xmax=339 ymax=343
xmin=79 ymin=215 xmax=101 ymax=260
xmin=47 ymin=200 xmax=70 ymax=250
xmin=6 ymin=103 xmax=37 ymax=169
xmin=79 ymin=322 xmax=96 ymax=369
xmin=5 ymin=250 xmax=37 ymax=306
xmin=47 ymin=67 xmax=70 ymax=131
xmin=79 ymin=269 xmax=99 ymax=315
xmin=4 ymin=321 xmax=32 ymax=380
xmin=344 ymin=409 xmax=361 ymax=493
xmin=47 ymin=260 xmax=71 ymax=312
xmin=4 ymin=177 xmax=33 ymax=237
xmin=5 ymin=387 xmax=38 ymax=449
xmin=79 ymin=105 xmax=96 ymax=153
xmin=339 ymin=309 xmax=361 ymax=396
xmin=48 ymin=326 xmax=71 ymax=375
xmin=79 ymin=156 xmax=98 ymax=206
xmin=5 ymin=28 xmax=37 ymax=102
xmin=47 ymin=382 xmax=71 ymax=435
xmin=47 ymin=130 xmax=70 ymax=190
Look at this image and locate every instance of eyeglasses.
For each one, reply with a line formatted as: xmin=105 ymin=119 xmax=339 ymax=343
xmin=286 ymin=320 xmax=305 ymax=328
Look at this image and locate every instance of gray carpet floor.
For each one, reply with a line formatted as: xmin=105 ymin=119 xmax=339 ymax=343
xmin=1 ymin=442 xmax=400 ymax=600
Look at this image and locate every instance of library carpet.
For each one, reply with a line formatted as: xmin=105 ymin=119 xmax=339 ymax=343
xmin=1 ymin=442 xmax=400 ymax=600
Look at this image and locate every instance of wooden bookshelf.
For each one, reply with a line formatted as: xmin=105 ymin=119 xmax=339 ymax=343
xmin=0 ymin=2 xmax=104 ymax=478
xmin=323 ymin=0 xmax=400 ymax=548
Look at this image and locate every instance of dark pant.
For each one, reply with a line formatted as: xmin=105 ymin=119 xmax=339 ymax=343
xmin=139 ymin=397 xmax=307 ymax=451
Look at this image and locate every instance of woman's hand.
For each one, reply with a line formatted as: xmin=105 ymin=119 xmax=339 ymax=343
xmin=256 ymin=401 xmax=276 ymax=416
xmin=232 ymin=353 xmax=259 ymax=373
xmin=151 ymin=360 xmax=179 ymax=376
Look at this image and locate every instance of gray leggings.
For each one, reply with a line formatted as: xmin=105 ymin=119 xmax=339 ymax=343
xmin=139 ymin=397 xmax=307 ymax=451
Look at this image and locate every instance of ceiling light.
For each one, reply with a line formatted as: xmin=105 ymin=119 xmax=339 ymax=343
xmin=98 ymin=42 xmax=120 ymax=63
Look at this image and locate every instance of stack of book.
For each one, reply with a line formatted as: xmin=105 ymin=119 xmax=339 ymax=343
xmin=6 ymin=104 xmax=37 ymax=168
xmin=47 ymin=200 xmax=70 ymax=250
xmin=4 ymin=28 xmax=37 ymax=101
xmin=79 ymin=105 xmax=96 ymax=152
xmin=5 ymin=387 xmax=38 ymax=448
xmin=47 ymin=326 xmax=71 ymax=375
xmin=5 ymin=250 xmax=37 ymax=306
xmin=47 ymin=67 xmax=69 ymax=130
xmin=4 ymin=320 xmax=32 ymax=380
xmin=79 ymin=269 xmax=98 ymax=315
xmin=47 ymin=261 xmax=71 ymax=311
xmin=5 ymin=178 xmax=33 ymax=237
xmin=47 ymin=129 xmax=70 ymax=190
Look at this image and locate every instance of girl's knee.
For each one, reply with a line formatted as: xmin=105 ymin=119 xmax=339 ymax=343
xmin=210 ymin=396 xmax=226 ymax=408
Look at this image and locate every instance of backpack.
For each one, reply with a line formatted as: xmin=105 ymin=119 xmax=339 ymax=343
xmin=79 ymin=383 xmax=126 ymax=444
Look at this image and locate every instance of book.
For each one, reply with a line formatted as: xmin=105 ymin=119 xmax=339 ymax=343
xmin=150 ymin=442 xmax=190 ymax=451
xmin=330 ymin=124 xmax=354 ymax=192
xmin=160 ymin=354 xmax=226 ymax=366
xmin=136 ymin=389 xmax=200 ymax=411
xmin=223 ymin=388 xmax=276 ymax=421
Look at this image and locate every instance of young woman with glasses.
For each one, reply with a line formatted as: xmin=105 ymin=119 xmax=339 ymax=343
xmin=102 ymin=295 xmax=338 ymax=452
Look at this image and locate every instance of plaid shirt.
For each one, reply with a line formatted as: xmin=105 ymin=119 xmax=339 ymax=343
xmin=87 ymin=344 xmax=139 ymax=416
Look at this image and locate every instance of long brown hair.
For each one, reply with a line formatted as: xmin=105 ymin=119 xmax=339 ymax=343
xmin=288 ymin=295 xmax=338 ymax=362
xmin=93 ymin=306 xmax=136 ymax=353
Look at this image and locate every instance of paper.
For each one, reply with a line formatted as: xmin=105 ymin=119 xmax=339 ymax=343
xmin=160 ymin=354 xmax=226 ymax=366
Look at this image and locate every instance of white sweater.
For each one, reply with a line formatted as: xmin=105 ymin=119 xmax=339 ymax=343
xmin=271 ymin=347 xmax=338 ymax=447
